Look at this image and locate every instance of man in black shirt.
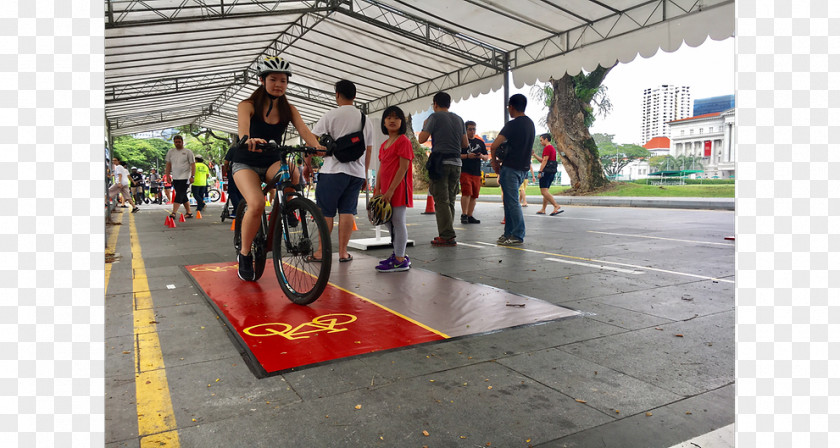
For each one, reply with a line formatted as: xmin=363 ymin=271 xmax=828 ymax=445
xmin=490 ymin=94 xmax=536 ymax=245
xmin=459 ymin=121 xmax=488 ymax=224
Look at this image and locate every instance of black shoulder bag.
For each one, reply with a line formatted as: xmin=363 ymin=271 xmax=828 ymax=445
xmin=331 ymin=112 xmax=367 ymax=163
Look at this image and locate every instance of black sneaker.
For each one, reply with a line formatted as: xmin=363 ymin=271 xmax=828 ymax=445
xmin=460 ymin=214 xmax=469 ymax=224
xmin=467 ymin=216 xmax=480 ymax=224
xmin=237 ymin=252 xmax=255 ymax=281
xmin=132 ymin=207 xmax=140 ymax=213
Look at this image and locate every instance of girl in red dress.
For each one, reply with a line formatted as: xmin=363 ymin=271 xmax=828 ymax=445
xmin=373 ymin=106 xmax=414 ymax=272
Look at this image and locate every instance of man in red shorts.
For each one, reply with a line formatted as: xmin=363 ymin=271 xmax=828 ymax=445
xmin=459 ymin=120 xmax=488 ymax=224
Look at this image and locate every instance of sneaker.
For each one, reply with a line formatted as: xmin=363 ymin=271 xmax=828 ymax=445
xmin=460 ymin=214 xmax=469 ymax=224
xmin=497 ymin=234 xmax=509 ymax=244
xmin=237 ymin=252 xmax=256 ymax=281
xmin=132 ymin=207 xmax=140 ymax=213
xmin=431 ymin=236 xmax=456 ymax=246
xmin=376 ymin=256 xmax=411 ymax=273
xmin=498 ymin=237 xmax=524 ymax=246
xmin=377 ymin=253 xmax=397 ymax=268
xmin=467 ymin=216 xmax=480 ymax=224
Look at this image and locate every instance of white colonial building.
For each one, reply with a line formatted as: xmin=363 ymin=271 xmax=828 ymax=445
xmin=667 ymin=108 xmax=735 ymax=178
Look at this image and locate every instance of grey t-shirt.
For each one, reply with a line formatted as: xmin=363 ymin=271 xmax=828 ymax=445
xmin=423 ymin=111 xmax=465 ymax=166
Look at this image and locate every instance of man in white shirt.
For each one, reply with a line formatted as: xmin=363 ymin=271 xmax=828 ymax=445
xmin=311 ymin=80 xmax=375 ymax=262
xmin=164 ymin=135 xmax=196 ymax=219
xmin=107 ymin=156 xmax=139 ymax=213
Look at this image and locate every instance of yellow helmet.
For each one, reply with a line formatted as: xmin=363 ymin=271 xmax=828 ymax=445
xmin=366 ymin=195 xmax=393 ymax=226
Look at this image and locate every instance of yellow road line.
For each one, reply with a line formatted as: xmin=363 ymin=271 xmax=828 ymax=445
xmin=104 ymin=212 xmax=124 ymax=293
xmin=329 ymin=283 xmax=451 ymax=339
xmin=129 ymin=212 xmax=181 ymax=447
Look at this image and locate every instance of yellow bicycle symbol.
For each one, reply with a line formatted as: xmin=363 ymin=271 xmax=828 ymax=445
xmin=191 ymin=265 xmax=239 ymax=272
xmin=243 ymin=314 xmax=357 ymax=341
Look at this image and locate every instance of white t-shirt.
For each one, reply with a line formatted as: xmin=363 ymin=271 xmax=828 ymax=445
xmin=114 ymin=165 xmax=130 ymax=186
xmin=312 ymin=105 xmax=376 ymax=179
xmin=165 ymin=147 xmax=196 ymax=180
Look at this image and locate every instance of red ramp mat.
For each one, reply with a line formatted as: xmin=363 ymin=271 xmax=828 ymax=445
xmin=186 ymin=262 xmax=446 ymax=376
xmin=186 ymin=259 xmax=578 ymax=377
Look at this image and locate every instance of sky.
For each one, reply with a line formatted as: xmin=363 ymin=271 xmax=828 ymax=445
xmin=417 ymin=36 xmax=735 ymax=146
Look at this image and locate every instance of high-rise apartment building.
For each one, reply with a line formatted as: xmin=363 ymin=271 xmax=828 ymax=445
xmin=639 ymin=85 xmax=691 ymax=144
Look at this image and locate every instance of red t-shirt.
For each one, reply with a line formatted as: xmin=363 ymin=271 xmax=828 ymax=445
xmin=378 ymin=135 xmax=414 ymax=208
xmin=542 ymin=144 xmax=557 ymax=161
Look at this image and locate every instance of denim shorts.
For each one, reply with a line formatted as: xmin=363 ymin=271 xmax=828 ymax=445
xmin=315 ymin=173 xmax=364 ymax=218
xmin=231 ymin=162 xmax=269 ymax=183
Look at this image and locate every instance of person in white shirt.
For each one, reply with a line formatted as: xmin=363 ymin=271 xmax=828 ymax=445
xmin=310 ymin=79 xmax=375 ymax=263
xmin=107 ymin=156 xmax=139 ymax=213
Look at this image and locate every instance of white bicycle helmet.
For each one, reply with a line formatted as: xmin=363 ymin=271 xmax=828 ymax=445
xmin=137 ymin=168 xmax=143 ymax=173
xmin=257 ymin=56 xmax=292 ymax=78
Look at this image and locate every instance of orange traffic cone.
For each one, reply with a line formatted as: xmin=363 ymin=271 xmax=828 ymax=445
xmin=196 ymin=210 xmax=202 ymax=219
xmin=179 ymin=213 xmax=186 ymax=222
xmin=168 ymin=216 xmax=176 ymax=228
xmin=220 ymin=190 xmax=226 ymax=202
xmin=230 ymin=218 xmax=235 ymax=231
xmin=352 ymin=216 xmax=358 ymax=231
xmin=164 ymin=215 xmax=170 ymax=227
xmin=421 ymin=193 xmax=435 ymax=214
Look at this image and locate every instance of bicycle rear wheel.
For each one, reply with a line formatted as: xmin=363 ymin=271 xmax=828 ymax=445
xmin=234 ymin=200 xmax=267 ymax=280
xmin=208 ymin=189 xmax=221 ymax=202
xmin=272 ymin=197 xmax=331 ymax=305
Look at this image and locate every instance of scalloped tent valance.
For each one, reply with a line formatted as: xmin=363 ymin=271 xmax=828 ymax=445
xmin=104 ymin=0 xmax=734 ymax=138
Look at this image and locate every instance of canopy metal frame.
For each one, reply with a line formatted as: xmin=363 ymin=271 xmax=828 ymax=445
xmin=105 ymin=0 xmax=734 ymax=138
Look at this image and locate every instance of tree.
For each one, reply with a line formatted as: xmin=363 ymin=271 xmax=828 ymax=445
xmin=405 ymin=113 xmax=431 ymax=190
xmin=541 ymin=64 xmax=616 ymax=193
xmin=112 ymin=136 xmax=169 ymax=172
xmin=649 ymin=155 xmax=676 ymax=172
xmin=175 ymin=125 xmax=235 ymax=166
xmin=594 ymin=133 xmax=651 ymax=178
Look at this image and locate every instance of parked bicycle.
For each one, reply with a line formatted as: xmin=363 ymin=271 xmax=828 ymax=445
xmin=232 ymin=136 xmax=333 ymax=305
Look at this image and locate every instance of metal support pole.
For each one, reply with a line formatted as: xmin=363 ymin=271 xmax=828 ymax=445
xmin=503 ymin=54 xmax=510 ymax=123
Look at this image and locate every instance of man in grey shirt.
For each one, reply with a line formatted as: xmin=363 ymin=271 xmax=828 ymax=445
xmin=418 ymin=91 xmax=469 ymax=246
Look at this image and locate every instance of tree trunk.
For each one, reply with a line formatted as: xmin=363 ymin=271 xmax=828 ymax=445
xmin=547 ymin=73 xmax=611 ymax=193
xmin=405 ymin=113 xmax=430 ymax=190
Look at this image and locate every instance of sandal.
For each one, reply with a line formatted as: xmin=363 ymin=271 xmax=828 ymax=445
xmin=305 ymin=255 xmax=322 ymax=263
xmin=185 ymin=213 xmax=194 ymax=218
xmin=536 ymin=211 xmax=546 ymax=215
xmin=339 ymin=254 xmax=353 ymax=262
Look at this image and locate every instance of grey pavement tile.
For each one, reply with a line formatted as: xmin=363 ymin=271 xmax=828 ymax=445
xmin=178 ymin=361 xmax=614 ymax=448
xmin=283 ymin=357 xmax=395 ymax=400
xmin=590 ymin=279 xmax=735 ymax=321
xmin=105 ymin=377 xmax=138 ymax=445
xmin=106 ymin=440 xmax=139 ymax=448
xmin=104 ymin=335 xmax=135 ymax=380
xmin=523 ymin=271 xmax=659 ymax=304
xmin=165 ymin=357 xmax=302 ymax=428
xmin=560 ymin=311 xmax=735 ymax=397
xmin=155 ymin=321 xmax=242 ymax=368
xmin=561 ymin=299 xmax=676 ymax=330
xmin=360 ymin=317 xmax=627 ymax=382
xmin=497 ymin=348 xmax=684 ymax=417
xmin=540 ymin=384 xmax=735 ymax=448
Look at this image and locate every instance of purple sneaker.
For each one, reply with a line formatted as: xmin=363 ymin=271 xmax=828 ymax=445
xmin=375 ymin=256 xmax=410 ymax=273
xmin=377 ymin=253 xmax=396 ymax=268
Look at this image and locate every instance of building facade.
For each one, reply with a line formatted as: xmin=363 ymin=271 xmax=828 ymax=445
xmin=639 ymin=85 xmax=692 ymax=144
xmin=693 ymin=95 xmax=735 ymax=116
xmin=668 ymin=108 xmax=735 ymax=178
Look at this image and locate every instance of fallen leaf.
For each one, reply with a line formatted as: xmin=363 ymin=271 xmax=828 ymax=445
xmin=422 ymin=430 xmax=430 ymax=436
xmin=355 ymin=404 xmax=362 ymax=410
xmin=645 ymin=412 xmax=652 ymax=417
xmin=487 ymin=386 xmax=493 ymax=390
xmin=615 ymin=410 xmax=620 ymax=414
xmin=192 ymin=418 xmax=196 ymax=422
xmin=655 ymin=327 xmax=663 ymax=331
xmin=686 ymin=411 xmax=692 ymax=415
xmin=122 ymin=351 xmax=130 ymax=354
xmin=575 ymin=399 xmax=587 ymax=403
xmin=460 ymin=436 xmax=467 ymax=439
xmin=675 ymin=334 xmax=684 ymax=337
xmin=215 ymin=378 xmax=220 ymax=382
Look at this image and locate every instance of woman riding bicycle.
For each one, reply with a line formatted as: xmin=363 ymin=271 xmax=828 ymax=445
xmin=233 ymin=56 xmax=325 ymax=281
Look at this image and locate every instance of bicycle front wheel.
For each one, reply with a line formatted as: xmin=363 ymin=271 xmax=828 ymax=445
xmin=234 ymin=200 xmax=267 ymax=281
xmin=272 ymin=197 xmax=332 ymax=305
xmin=208 ymin=189 xmax=221 ymax=202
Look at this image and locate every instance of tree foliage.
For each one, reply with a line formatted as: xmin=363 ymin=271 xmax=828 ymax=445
xmin=594 ymin=133 xmax=651 ymax=177
xmin=543 ymin=64 xmax=615 ymax=193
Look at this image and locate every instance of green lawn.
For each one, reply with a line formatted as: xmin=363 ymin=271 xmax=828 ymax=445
xmin=474 ymin=182 xmax=734 ymax=198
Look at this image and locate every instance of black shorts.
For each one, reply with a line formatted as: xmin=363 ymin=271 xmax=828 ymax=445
xmin=538 ymin=171 xmax=556 ymax=189
xmin=172 ymin=179 xmax=189 ymax=204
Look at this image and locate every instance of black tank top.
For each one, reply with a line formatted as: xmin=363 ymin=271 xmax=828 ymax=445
xmin=232 ymin=115 xmax=289 ymax=166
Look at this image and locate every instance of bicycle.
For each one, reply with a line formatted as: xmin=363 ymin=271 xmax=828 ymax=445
xmin=232 ymin=136 xmax=333 ymax=305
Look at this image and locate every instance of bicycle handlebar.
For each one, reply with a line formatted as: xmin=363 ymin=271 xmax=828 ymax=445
xmin=235 ymin=135 xmax=334 ymax=156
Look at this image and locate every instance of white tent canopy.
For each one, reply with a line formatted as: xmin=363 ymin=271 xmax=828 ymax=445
xmin=105 ymin=0 xmax=734 ymax=138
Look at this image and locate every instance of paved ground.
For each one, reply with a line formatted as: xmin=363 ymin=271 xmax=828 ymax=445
xmin=105 ymin=197 xmax=735 ymax=448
